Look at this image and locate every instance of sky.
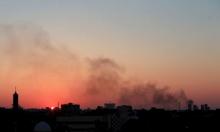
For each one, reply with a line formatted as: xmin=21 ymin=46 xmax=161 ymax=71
xmin=0 ymin=0 xmax=220 ymax=109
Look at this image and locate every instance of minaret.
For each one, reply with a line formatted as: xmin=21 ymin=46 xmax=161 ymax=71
xmin=13 ymin=87 xmax=19 ymax=110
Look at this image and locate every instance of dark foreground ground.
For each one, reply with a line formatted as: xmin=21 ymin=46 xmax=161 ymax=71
xmin=0 ymin=107 xmax=220 ymax=132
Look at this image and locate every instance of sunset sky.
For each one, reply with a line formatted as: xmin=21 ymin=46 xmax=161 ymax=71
xmin=0 ymin=0 xmax=220 ymax=109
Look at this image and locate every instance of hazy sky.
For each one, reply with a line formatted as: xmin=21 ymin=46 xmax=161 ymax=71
xmin=0 ymin=0 xmax=220 ymax=108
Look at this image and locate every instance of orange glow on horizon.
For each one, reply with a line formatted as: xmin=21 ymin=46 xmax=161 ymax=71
xmin=50 ymin=106 xmax=55 ymax=110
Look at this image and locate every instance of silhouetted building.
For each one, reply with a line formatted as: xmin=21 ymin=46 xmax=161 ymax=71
xmin=13 ymin=88 xmax=19 ymax=110
xmin=201 ymin=104 xmax=210 ymax=111
xmin=96 ymin=106 xmax=104 ymax=110
xmin=193 ymin=105 xmax=199 ymax=111
xmin=204 ymin=104 xmax=210 ymax=110
xmin=104 ymin=103 xmax=116 ymax=110
xmin=187 ymin=100 xmax=193 ymax=111
xmin=117 ymin=105 xmax=133 ymax=116
xmin=201 ymin=104 xmax=205 ymax=111
xmin=61 ymin=103 xmax=81 ymax=113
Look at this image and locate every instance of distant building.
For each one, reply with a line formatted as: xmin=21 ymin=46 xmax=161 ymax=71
xmin=193 ymin=105 xmax=199 ymax=111
xmin=117 ymin=105 xmax=133 ymax=112
xmin=187 ymin=100 xmax=193 ymax=111
xmin=61 ymin=103 xmax=81 ymax=113
xmin=96 ymin=106 xmax=104 ymax=110
xmin=201 ymin=104 xmax=210 ymax=111
xmin=201 ymin=104 xmax=205 ymax=111
xmin=204 ymin=104 xmax=210 ymax=111
xmin=104 ymin=103 xmax=116 ymax=109
xmin=13 ymin=88 xmax=19 ymax=110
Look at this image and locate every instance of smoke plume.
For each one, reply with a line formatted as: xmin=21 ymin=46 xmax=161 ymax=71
xmin=84 ymin=58 xmax=188 ymax=109
xmin=0 ymin=24 xmax=188 ymax=109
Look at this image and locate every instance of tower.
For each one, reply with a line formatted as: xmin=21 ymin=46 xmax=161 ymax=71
xmin=13 ymin=87 xmax=19 ymax=110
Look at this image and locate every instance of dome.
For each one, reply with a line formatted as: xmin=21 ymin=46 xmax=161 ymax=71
xmin=34 ymin=121 xmax=52 ymax=132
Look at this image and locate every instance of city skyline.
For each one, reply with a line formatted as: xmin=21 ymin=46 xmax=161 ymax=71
xmin=0 ymin=0 xmax=220 ymax=108
xmin=0 ymin=88 xmax=212 ymax=111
